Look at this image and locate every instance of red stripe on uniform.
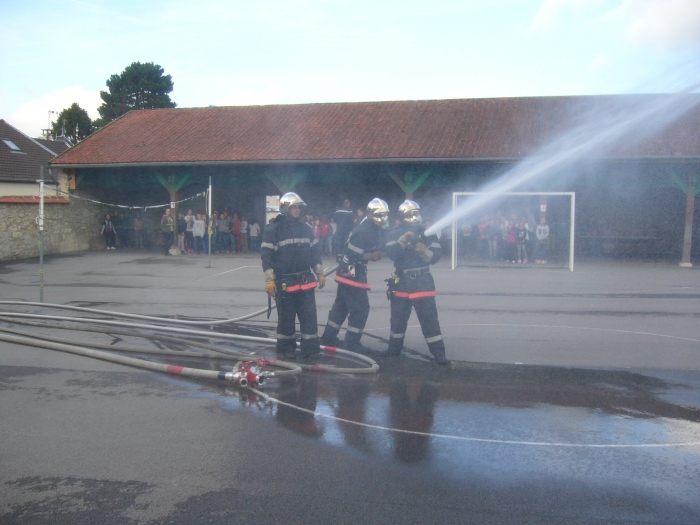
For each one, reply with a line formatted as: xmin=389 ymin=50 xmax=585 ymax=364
xmin=311 ymin=365 xmax=328 ymax=372
xmin=285 ymin=282 xmax=318 ymax=292
xmin=393 ymin=291 xmax=436 ymax=300
xmin=334 ymin=275 xmax=372 ymax=289
xmin=167 ymin=365 xmax=184 ymax=375
xmin=409 ymin=291 xmax=436 ymax=299
xmin=322 ymin=346 xmax=337 ymax=353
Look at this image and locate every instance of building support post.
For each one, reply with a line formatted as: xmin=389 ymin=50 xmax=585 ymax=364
xmin=680 ymin=189 xmax=695 ymax=267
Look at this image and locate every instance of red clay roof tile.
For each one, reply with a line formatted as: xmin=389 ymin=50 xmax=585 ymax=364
xmin=50 ymin=96 xmax=700 ymax=167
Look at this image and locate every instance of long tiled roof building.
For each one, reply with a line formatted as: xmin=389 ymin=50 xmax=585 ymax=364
xmin=51 ymin=95 xmax=700 ymax=167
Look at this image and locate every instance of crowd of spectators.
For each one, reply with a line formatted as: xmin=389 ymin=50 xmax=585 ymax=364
xmin=457 ymin=207 xmax=551 ymax=264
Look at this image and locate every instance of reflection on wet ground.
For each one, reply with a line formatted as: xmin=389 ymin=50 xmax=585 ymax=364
xmin=195 ymin=354 xmax=700 ymax=463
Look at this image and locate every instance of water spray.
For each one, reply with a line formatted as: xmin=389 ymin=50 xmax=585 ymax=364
xmin=425 ymin=91 xmax=700 ymax=237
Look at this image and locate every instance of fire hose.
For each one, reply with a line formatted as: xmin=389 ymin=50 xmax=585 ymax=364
xmin=0 ymin=263 xmax=380 ymax=383
xmin=0 ymin=332 xmax=275 ymax=387
xmin=0 ymin=265 xmax=339 ymax=326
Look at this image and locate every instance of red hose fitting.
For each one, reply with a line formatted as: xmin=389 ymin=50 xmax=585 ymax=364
xmin=225 ymin=358 xmax=271 ymax=387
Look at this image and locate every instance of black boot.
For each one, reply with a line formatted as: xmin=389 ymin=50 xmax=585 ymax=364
xmin=431 ymin=349 xmax=449 ymax=365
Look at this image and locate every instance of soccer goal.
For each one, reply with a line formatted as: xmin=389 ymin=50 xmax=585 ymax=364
xmin=450 ymin=192 xmax=576 ymax=272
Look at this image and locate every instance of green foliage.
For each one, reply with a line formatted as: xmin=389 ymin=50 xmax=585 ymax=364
xmin=96 ymin=62 xmax=176 ymax=126
xmin=52 ymin=103 xmax=93 ymax=142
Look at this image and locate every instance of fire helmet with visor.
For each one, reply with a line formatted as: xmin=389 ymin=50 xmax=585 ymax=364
xmin=398 ymin=199 xmax=422 ymax=224
xmin=279 ymin=192 xmax=306 ymax=215
xmin=366 ymin=198 xmax=390 ymax=229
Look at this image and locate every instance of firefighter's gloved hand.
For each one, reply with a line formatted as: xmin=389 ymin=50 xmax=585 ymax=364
xmin=398 ymin=231 xmax=414 ymax=247
xmin=265 ymin=281 xmax=277 ymax=296
xmin=414 ymin=242 xmax=426 ymax=253
xmin=371 ymin=251 xmax=382 ymax=261
xmin=317 ymin=273 xmax=326 ymax=289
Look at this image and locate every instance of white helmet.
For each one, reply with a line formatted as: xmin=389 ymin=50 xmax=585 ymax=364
xmin=398 ymin=199 xmax=421 ymax=224
xmin=366 ymin=198 xmax=390 ymax=229
xmin=279 ymin=192 xmax=306 ymax=215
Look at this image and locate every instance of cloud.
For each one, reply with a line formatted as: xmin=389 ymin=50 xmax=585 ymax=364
xmin=528 ymin=0 xmax=700 ymax=50
xmin=526 ymin=0 xmax=602 ymax=34
xmin=589 ymin=52 xmax=613 ymax=71
xmin=617 ymin=0 xmax=700 ymax=50
xmin=9 ymin=86 xmax=102 ymax=138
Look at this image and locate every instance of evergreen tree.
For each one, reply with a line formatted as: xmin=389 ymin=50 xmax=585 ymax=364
xmin=95 ymin=62 xmax=176 ymax=127
xmin=51 ymin=103 xmax=93 ymax=143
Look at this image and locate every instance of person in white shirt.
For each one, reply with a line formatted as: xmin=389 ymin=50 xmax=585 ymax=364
xmin=240 ymin=216 xmax=249 ymax=252
xmin=193 ymin=214 xmax=207 ymax=254
xmin=248 ymin=218 xmax=261 ymax=252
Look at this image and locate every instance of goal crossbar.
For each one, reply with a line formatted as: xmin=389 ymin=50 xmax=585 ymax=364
xmin=450 ymin=192 xmax=575 ymax=272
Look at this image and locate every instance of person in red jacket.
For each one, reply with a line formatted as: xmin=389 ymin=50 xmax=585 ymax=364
xmin=318 ymin=216 xmax=332 ymax=254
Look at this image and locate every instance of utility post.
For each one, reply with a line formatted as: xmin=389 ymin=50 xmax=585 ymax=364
xmin=208 ymin=176 xmax=212 ymax=268
xmin=37 ymin=166 xmax=45 ymax=302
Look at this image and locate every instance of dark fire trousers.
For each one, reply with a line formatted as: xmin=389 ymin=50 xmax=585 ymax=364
xmin=322 ymin=283 xmax=370 ymax=346
xmin=276 ymin=289 xmax=320 ymax=356
xmin=388 ymin=295 xmax=445 ymax=356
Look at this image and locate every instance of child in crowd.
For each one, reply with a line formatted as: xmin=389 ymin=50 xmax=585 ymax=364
xmin=232 ymin=213 xmax=242 ymax=252
xmin=185 ymin=209 xmax=194 ymax=253
xmin=516 ymin=217 xmax=529 ymax=263
xmin=248 ymin=218 xmax=260 ymax=252
xmin=101 ymin=214 xmax=117 ymax=250
xmin=193 ymin=213 xmax=207 ymax=254
xmin=217 ymin=212 xmax=230 ymax=253
xmin=507 ymin=215 xmax=518 ymax=263
xmin=133 ymin=212 xmax=144 ymax=249
xmin=177 ymin=212 xmax=186 ymax=253
xmin=536 ymin=217 xmax=550 ymax=263
xmin=209 ymin=213 xmax=218 ymax=253
xmin=240 ymin=215 xmax=249 ymax=252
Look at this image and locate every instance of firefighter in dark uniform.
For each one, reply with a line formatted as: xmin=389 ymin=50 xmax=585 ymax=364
xmin=321 ymin=198 xmax=390 ymax=352
xmin=385 ymin=200 xmax=448 ymax=365
xmin=262 ymin=192 xmax=325 ymax=359
xmin=333 ymin=199 xmax=356 ymax=254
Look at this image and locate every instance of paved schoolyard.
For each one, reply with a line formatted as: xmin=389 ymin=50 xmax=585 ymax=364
xmin=1 ymin=250 xmax=699 ymax=524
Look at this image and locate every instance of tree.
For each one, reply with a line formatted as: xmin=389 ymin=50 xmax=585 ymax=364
xmin=51 ymin=103 xmax=93 ymax=143
xmin=95 ymin=62 xmax=176 ymax=127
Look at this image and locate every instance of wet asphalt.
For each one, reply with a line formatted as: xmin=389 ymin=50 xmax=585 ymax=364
xmin=0 ymin=250 xmax=699 ymax=524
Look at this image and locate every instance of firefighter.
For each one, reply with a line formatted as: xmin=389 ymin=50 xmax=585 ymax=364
xmin=385 ymin=200 xmax=448 ymax=365
xmin=321 ymin=198 xmax=390 ymax=352
xmin=262 ymin=192 xmax=325 ymax=359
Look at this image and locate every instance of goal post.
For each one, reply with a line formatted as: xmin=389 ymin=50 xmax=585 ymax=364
xmin=450 ymin=192 xmax=575 ymax=272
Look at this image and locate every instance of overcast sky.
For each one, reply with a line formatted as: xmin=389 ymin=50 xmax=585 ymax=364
xmin=2 ymin=0 xmax=699 ymax=137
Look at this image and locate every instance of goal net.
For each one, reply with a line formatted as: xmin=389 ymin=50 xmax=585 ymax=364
xmin=449 ymin=192 xmax=575 ymax=271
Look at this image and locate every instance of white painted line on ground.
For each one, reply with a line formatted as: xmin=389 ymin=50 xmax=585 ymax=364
xmin=195 ymin=265 xmax=253 ymax=282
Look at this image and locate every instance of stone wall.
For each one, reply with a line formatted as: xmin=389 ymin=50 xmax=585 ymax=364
xmin=0 ymin=198 xmax=107 ymax=262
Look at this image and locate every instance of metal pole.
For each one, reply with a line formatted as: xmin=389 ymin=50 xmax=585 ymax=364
xmin=207 ymin=176 xmax=212 ymax=268
xmin=451 ymin=192 xmax=457 ymax=270
xmin=569 ymin=192 xmax=575 ymax=272
xmin=38 ymin=167 xmax=45 ymax=302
